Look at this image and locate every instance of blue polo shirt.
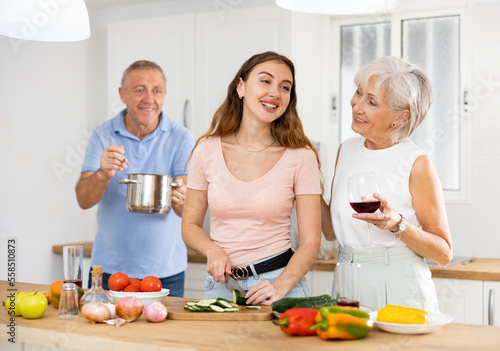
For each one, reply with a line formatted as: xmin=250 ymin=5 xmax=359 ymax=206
xmin=81 ymin=109 xmax=195 ymax=278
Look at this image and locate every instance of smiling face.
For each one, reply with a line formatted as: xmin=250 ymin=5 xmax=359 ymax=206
xmin=350 ymin=78 xmax=400 ymax=149
xmin=236 ymin=60 xmax=293 ymax=125
xmin=119 ymin=68 xmax=166 ymax=137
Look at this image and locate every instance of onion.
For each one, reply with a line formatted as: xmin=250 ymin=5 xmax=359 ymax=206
xmin=104 ymin=303 xmax=117 ymax=319
xmin=143 ymin=302 xmax=168 ymax=323
xmin=115 ymin=296 xmax=143 ymax=322
xmin=81 ymin=302 xmax=111 ymax=323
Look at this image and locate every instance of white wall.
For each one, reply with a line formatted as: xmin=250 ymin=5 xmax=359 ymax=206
xmin=0 ymin=36 xmax=97 ymax=285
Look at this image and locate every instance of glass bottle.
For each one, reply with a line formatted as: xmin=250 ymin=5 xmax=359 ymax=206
xmin=80 ymin=265 xmax=113 ymax=306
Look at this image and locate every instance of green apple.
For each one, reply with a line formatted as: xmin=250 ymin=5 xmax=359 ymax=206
xmin=19 ymin=292 xmax=48 ymax=319
xmin=3 ymin=292 xmax=26 ymax=317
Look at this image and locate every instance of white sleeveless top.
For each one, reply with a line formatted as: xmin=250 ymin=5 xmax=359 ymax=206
xmin=330 ymin=137 xmax=426 ymax=249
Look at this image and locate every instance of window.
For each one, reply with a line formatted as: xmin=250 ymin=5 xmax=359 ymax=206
xmin=331 ymin=8 xmax=470 ymax=202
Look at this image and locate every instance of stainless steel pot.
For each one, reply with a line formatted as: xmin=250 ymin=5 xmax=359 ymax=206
xmin=118 ymin=173 xmax=181 ymax=214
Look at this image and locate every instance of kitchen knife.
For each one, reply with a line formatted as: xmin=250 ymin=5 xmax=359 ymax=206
xmin=224 ymin=273 xmax=246 ymax=296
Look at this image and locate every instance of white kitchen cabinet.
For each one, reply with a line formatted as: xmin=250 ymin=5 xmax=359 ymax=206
xmin=432 ymin=278 xmax=483 ymax=325
xmin=483 ymin=281 xmax=500 ymax=326
xmin=194 ymin=6 xmax=292 ymax=138
xmin=107 ymin=14 xmax=195 ymax=128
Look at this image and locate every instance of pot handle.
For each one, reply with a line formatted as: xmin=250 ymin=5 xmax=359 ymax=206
xmin=170 ymin=182 xmax=182 ymax=188
xmin=118 ymin=179 xmax=141 ymax=184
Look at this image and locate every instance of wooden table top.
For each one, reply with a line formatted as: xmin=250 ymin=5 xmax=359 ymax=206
xmin=2 ymin=281 xmax=500 ymax=351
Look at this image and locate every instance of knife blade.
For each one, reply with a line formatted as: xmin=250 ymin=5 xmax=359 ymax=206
xmin=224 ymin=273 xmax=246 ymax=296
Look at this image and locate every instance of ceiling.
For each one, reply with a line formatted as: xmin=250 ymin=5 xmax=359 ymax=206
xmin=85 ymin=0 xmax=500 ymax=10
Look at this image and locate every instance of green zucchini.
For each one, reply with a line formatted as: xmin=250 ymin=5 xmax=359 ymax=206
xmin=271 ymin=294 xmax=332 ymax=313
xmin=232 ymin=290 xmax=248 ymax=305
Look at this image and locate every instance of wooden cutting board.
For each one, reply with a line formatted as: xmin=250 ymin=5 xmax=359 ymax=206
xmin=166 ymin=300 xmax=274 ymax=321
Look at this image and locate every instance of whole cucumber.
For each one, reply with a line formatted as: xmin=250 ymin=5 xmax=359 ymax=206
xmin=271 ymin=294 xmax=332 ymax=313
xmin=293 ymin=298 xmax=337 ymax=309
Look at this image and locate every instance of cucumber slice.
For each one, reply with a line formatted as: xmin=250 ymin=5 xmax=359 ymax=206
xmin=246 ymin=306 xmax=261 ymax=310
xmin=217 ymin=299 xmax=234 ymax=308
xmin=224 ymin=308 xmax=240 ymax=312
xmin=209 ymin=305 xmax=225 ymax=312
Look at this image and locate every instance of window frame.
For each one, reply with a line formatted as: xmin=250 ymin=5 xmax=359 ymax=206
xmin=330 ymin=6 xmax=471 ymax=203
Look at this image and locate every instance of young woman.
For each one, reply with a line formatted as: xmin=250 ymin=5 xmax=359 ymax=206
xmin=182 ymin=51 xmax=322 ymax=305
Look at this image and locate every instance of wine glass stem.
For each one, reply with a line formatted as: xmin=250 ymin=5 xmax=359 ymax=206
xmin=367 ymin=222 xmax=374 ymax=248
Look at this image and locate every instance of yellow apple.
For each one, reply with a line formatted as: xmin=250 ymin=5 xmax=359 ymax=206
xmin=3 ymin=292 xmax=26 ymax=317
xmin=19 ymin=292 xmax=48 ymax=319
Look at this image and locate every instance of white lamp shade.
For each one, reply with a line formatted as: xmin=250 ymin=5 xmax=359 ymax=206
xmin=0 ymin=0 xmax=90 ymax=42
xmin=276 ymin=0 xmax=395 ymax=15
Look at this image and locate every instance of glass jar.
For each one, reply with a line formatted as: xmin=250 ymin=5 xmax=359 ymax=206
xmin=80 ymin=265 xmax=113 ymax=306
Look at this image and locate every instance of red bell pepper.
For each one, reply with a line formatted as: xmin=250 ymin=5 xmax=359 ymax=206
xmin=278 ymin=308 xmax=318 ymax=336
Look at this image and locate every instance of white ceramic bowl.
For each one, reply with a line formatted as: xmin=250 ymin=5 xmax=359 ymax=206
xmin=109 ymin=288 xmax=170 ymax=305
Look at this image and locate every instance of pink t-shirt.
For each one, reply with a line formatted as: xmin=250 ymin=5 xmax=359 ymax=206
xmin=187 ymin=136 xmax=321 ymax=267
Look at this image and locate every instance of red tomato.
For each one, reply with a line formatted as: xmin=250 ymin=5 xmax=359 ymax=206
xmin=140 ymin=276 xmax=162 ymax=292
xmin=123 ymin=284 xmax=140 ymax=292
xmin=129 ymin=278 xmax=141 ymax=288
xmin=108 ymin=272 xmax=130 ymax=291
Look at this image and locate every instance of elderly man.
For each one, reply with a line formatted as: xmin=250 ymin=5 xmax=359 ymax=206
xmin=76 ymin=60 xmax=195 ymax=296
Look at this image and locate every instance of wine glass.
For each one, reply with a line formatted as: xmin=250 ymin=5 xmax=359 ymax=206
xmin=348 ymin=173 xmax=385 ymax=252
xmin=333 ymin=262 xmax=361 ymax=308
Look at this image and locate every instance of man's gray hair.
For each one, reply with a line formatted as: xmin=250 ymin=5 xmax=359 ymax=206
xmin=121 ymin=60 xmax=166 ymax=89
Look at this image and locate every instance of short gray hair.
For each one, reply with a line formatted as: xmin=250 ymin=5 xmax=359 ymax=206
xmin=121 ymin=60 xmax=166 ymax=89
xmin=354 ymin=56 xmax=433 ymax=144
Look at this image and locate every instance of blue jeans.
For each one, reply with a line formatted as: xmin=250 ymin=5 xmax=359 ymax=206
xmin=88 ymin=269 xmax=185 ymax=297
xmin=204 ymin=250 xmax=309 ymax=301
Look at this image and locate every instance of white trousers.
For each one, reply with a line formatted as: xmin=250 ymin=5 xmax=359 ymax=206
xmin=337 ymin=245 xmax=440 ymax=313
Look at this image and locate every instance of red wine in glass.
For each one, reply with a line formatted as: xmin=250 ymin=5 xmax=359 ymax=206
xmin=337 ymin=298 xmax=360 ymax=308
xmin=64 ymin=279 xmax=83 ymax=288
xmin=348 ymin=173 xmax=384 ymax=252
xmin=350 ymin=200 xmax=381 ymax=214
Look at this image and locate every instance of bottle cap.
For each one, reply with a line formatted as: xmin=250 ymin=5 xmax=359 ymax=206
xmin=92 ymin=265 xmax=103 ymax=277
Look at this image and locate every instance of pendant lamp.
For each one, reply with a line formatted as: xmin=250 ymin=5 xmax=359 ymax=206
xmin=276 ymin=0 xmax=395 ymax=15
xmin=0 ymin=0 xmax=90 ymax=42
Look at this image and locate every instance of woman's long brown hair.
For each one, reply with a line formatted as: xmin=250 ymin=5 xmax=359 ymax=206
xmin=190 ymin=51 xmax=323 ymax=190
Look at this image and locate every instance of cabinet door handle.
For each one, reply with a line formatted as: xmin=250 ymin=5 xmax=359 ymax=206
xmin=488 ymin=288 xmax=495 ymax=326
xmin=183 ymin=99 xmax=189 ymax=128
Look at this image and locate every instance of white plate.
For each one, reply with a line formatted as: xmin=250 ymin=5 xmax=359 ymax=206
xmin=369 ymin=311 xmax=452 ymax=334
xmin=109 ymin=288 xmax=170 ymax=305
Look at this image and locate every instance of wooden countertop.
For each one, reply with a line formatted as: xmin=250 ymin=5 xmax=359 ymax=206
xmin=2 ymin=281 xmax=500 ymax=351
xmin=52 ymin=242 xmax=500 ymax=282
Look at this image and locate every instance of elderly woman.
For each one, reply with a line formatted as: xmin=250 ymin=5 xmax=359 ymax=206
xmin=322 ymin=56 xmax=452 ymax=312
